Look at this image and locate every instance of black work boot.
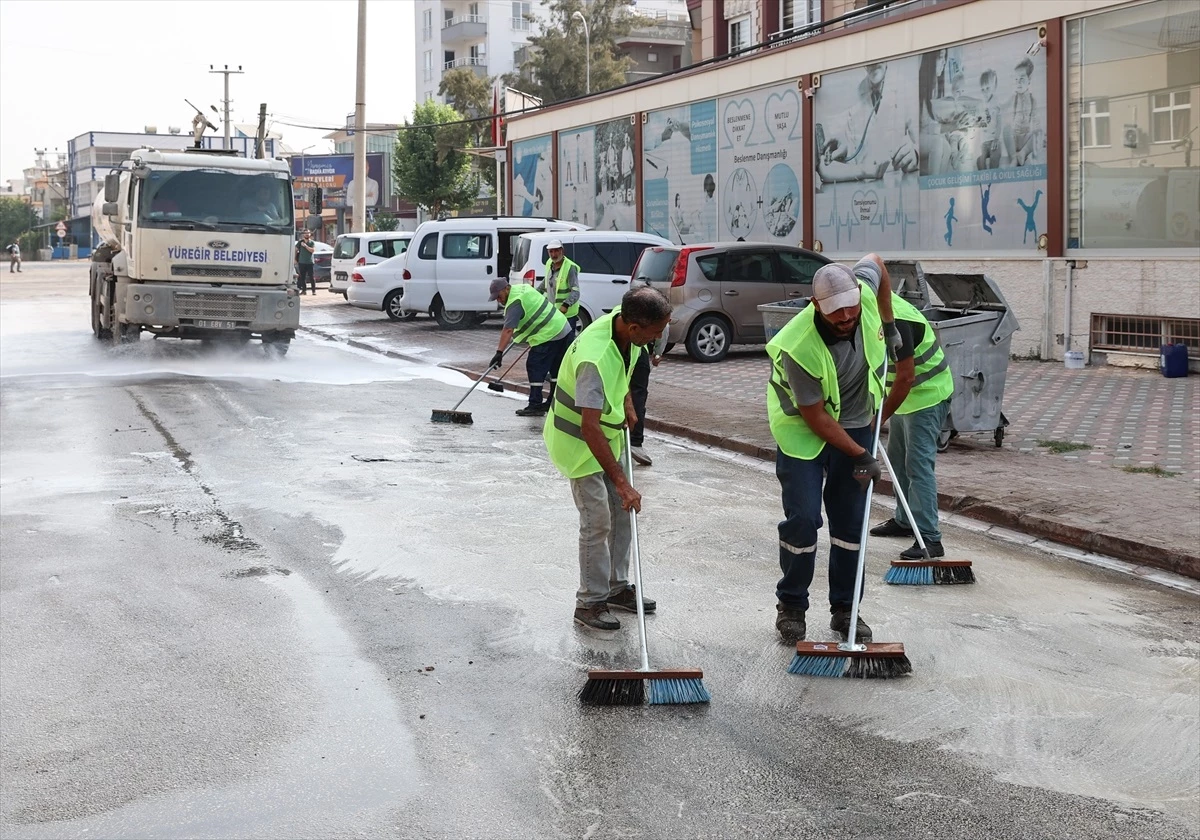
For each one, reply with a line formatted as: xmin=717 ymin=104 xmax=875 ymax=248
xmin=606 ymin=586 xmax=656 ymax=613
xmin=870 ymin=518 xmax=913 ymax=538
xmin=573 ymin=604 xmax=620 ymax=630
xmin=775 ymin=603 xmax=806 ymax=644
xmin=830 ymin=608 xmax=873 ymax=643
xmin=900 ymin=540 xmax=944 ymax=560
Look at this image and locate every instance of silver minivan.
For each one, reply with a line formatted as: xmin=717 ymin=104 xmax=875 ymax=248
xmin=632 ymin=242 xmax=831 ymax=362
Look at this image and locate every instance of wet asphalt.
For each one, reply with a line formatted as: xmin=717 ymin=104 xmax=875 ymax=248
xmin=1 ymin=265 xmax=1197 ymax=839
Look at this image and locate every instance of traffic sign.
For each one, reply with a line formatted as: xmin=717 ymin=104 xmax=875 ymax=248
xmin=55 ymin=221 xmax=66 ymax=235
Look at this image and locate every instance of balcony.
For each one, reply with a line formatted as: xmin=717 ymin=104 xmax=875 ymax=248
xmin=441 ymin=14 xmax=487 ymax=43
xmin=511 ymin=16 xmax=531 ymax=32
xmin=443 ymin=56 xmax=488 ymax=78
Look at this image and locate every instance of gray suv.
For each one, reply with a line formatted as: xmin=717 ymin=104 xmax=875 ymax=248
xmin=632 ymin=242 xmax=831 ymax=362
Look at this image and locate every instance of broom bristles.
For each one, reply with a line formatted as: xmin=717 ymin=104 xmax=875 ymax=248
xmin=580 ymin=677 xmax=645 ymax=706
xmin=788 ymin=642 xmax=912 ymax=679
xmin=885 ymin=560 xmax=976 ymax=585
xmin=647 ymin=677 xmax=711 ymax=705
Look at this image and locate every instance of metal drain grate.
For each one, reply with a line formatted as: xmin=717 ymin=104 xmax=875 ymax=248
xmin=1091 ymin=313 xmax=1199 ymax=356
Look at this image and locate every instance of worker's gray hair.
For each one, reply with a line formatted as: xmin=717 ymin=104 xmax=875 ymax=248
xmin=622 ymin=285 xmax=672 ymax=326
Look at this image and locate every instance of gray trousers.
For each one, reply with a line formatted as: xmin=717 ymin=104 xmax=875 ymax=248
xmin=569 ymin=468 xmax=631 ymax=608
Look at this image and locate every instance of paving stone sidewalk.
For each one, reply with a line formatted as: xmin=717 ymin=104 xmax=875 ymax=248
xmin=302 ymin=302 xmax=1200 ymax=578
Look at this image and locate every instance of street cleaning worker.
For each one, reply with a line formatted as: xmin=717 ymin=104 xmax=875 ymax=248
xmin=543 ymin=285 xmax=673 ymax=630
xmin=488 ymin=276 xmax=575 ymax=417
xmin=869 ymin=295 xmax=954 ymax=559
xmin=537 ymin=239 xmax=581 ymax=333
xmin=765 ymin=255 xmax=914 ymax=644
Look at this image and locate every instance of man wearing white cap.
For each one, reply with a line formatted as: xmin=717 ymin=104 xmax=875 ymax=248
xmin=764 ymin=255 xmax=914 ymax=645
xmin=488 ymin=275 xmax=575 ymax=416
xmin=538 ymin=239 xmax=582 ymax=334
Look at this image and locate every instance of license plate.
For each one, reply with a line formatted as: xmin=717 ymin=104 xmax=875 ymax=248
xmin=335 ymin=272 xmax=348 ymax=281
xmin=196 ymin=319 xmax=238 ymax=329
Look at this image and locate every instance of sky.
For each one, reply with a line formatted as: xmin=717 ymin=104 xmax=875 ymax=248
xmin=0 ymin=0 xmax=416 ymax=184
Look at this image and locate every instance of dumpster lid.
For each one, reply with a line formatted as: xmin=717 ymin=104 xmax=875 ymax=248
xmin=923 ymin=272 xmax=1020 ymax=343
xmin=884 ymin=260 xmax=930 ymax=309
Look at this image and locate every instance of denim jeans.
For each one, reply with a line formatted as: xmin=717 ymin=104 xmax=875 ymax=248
xmin=296 ymin=264 xmax=314 ymax=293
xmin=887 ymin=398 xmax=950 ymax=543
xmin=629 ymin=350 xmax=650 ymax=447
xmin=775 ymin=424 xmax=875 ymax=613
xmin=570 ymin=469 xmax=631 ymax=607
xmin=526 ymin=333 xmax=573 ymax=406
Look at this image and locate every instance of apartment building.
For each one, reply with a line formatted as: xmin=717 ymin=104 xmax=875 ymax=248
xmin=505 ymin=0 xmax=1200 ymax=370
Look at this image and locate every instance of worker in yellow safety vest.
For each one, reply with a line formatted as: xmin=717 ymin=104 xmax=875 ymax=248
xmin=538 ymin=239 xmax=581 ymax=333
xmin=488 ymin=277 xmax=575 ymax=416
xmin=764 ymin=256 xmax=913 ymax=646
xmin=543 ymin=286 xmax=672 ymax=631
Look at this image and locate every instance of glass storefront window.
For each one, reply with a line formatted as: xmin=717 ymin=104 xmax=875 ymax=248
xmin=1068 ymin=2 xmax=1200 ymax=250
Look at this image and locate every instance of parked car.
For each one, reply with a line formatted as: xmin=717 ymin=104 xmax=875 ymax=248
xmin=398 ymin=216 xmax=588 ymax=329
xmin=331 ymin=232 xmax=413 ymax=297
xmin=509 ymin=230 xmax=671 ymax=329
xmin=632 ymin=242 xmax=832 ymax=362
xmin=312 ymin=241 xmax=333 ymax=284
xmin=346 ymin=252 xmax=418 ymax=320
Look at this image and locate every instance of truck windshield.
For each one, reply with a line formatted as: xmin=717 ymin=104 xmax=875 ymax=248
xmin=138 ymin=169 xmax=293 ymax=230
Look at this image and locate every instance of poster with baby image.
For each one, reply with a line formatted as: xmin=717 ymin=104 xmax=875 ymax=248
xmin=511 ymin=135 xmax=553 ymax=218
xmin=557 ymin=126 xmax=595 ymax=226
xmin=642 ymin=100 xmax=718 ymax=244
xmin=916 ymin=30 xmax=1048 ymax=251
xmin=812 ymin=55 xmax=922 ymax=254
xmin=717 ymin=82 xmax=805 ymax=243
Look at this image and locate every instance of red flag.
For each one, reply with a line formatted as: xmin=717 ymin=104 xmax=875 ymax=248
xmin=492 ymin=85 xmax=501 ymax=147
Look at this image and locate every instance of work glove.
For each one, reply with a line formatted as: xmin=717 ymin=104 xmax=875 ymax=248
xmin=851 ymin=451 xmax=882 ymax=492
xmin=489 ymin=350 xmax=505 ymax=369
xmin=883 ymin=321 xmax=903 ymax=361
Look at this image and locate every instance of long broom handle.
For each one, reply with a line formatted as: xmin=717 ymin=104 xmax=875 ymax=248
xmin=624 ymin=426 xmax=652 ymax=674
xmin=843 ymin=360 xmax=889 ymax=652
xmin=875 ymin=446 xmax=931 ymax=559
xmin=447 ymin=360 xmax=502 ymax=413
xmin=495 ymin=345 xmax=529 ymax=382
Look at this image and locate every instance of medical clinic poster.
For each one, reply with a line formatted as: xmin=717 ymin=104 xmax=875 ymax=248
xmin=511 ymin=135 xmax=553 ymax=218
xmin=813 ymin=30 xmax=1047 ymax=254
xmin=717 ymin=83 xmax=805 ymax=243
xmin=641 ymin=100 xmax=717 ymax=244
xmin=557 ymin=126 xmax=595 ymax=227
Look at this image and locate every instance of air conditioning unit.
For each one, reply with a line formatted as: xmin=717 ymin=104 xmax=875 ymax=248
xmin=1123 ymin=124 xmax=1139 ymax=149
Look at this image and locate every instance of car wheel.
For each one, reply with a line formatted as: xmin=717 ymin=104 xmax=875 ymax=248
xmin=433 ymin=298 xmax=471 ymax=330
xmin=577 ymin=310 xmax=593 ymax=331
xmin=662 ymin=342 xmax=675 ymax=355
xmin=685 ymin=315 xmax=731 ymax=362
xmin=383 ymin=290 xmax=416 ymax=322
xmin=342 ymin=290 xmax=348 ymax=300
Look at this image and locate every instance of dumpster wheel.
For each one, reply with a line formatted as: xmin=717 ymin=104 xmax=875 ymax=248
xmin=994 ymin=412 xmax=1010 ymax=448
xmin=937 ymin=429 xmax=956 ymax=453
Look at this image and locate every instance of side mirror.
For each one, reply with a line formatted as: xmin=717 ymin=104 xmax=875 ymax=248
xmin=102 ymin=202 xmax=119 ymax=216
xmin=104 ymin=172 xmax=120 ymax=202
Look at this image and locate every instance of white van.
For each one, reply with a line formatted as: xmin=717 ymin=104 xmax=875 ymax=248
xmin=330 ymin=231 xmax=413 ymax=297
xmin=398 ymin=216 xmax=588 ymax=329
xmin=510 ymin=231 xmax=671 ymax=329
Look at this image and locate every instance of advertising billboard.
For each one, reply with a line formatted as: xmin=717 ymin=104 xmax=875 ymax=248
xmin=290 ymin=153 xmax=386 ymax=208
xmin=511 ymin=135 xmax=554 ymax=217
xmin=558 ymin=117 xmax=637 ymax=231
xmin=642 ymin=100 xmax=718 ymax=244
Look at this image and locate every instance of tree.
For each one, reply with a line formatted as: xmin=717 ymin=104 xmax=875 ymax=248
xmin=393 ymin=100 xmax=481 ymax=217
xmin=372 ymin=212 xmax=400 ymax=232
xmin=439 ymin=67 xmax=499 ymax=196
xmin=0 ymin=195 xmax=39 ymax=246
xmin=504 ymin=0 xmax=639 ymax=104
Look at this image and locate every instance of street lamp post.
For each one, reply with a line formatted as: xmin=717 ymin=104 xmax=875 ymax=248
xmin=572 ymin=10 xmax=590 ymax=95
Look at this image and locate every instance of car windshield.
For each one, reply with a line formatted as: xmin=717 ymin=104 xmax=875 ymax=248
xmin=632 ymin=248 xmax=679 ymax=283
xmin=138 ymin=169 xmax=293 ymax=231
xmin=334 ymin=237 xmax=359 ymax=259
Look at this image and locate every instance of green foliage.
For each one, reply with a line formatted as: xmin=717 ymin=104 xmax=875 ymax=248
xmin=439 ymin=67 xmax=499 ymax=195
xmin=372 ymin=213 xmax=400 ymax=232
xmin=18 ymin=229 xmax=42 ymax=260
xmin=505 ymin=0 xmax=639 ymax=104
xmin=0 ymin=196 xmax=39 ymax=246
xmin=1036 ymin=440 xmax=1092 ymax=454
xmin=1122 ymin=464 xmax=1179 ymax=478
xmin=393 ymin=100 xmax=481 ymax=217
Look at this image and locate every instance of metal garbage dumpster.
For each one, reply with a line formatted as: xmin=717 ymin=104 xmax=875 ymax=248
xmin=758 ymin=260 xmax=1020 ymax=449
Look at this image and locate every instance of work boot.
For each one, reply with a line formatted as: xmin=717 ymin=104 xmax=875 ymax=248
xmin=630 ymin=446 xmax=652 ymax=466
xmin=606 ymin=586 xmax=655 ymax=614
xmin=870 ymin=518 xmax=912 ymax=538
xmin=775 ymin=604 xmax=806 ymax=644
xmin=573 ymin=604 xmax=620 ymax=630
xmin=515 ymin=403 xmax=548 ymax=417
xmin=830 ymin=608 xmax=873 ymax=643
xmin=900 ymin=540 xmax=944 ymax=560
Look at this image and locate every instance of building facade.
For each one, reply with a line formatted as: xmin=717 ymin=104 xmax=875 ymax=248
xmin=506 ymin=0 xmax=1199 ymax=370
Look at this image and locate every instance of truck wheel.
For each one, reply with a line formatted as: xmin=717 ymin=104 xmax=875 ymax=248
xmin=263 ymin=337 xmax=290 ymax=358
xmin=112 ymin=322 xmax=140 ymax=346
xmin=91 ymin=288 xmax=110 ymax=340
xmin=432 ymin=298 xmax=470 ymax=330
xmin=384 ymin=290 xmax=417 ymax=322
xmin=685 ymin=315 xmax=731 ymax=362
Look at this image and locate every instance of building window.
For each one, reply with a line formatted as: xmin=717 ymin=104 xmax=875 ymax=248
xmin=1068 ymin=4 xmax=1200 ymax=250
xmin=444 ymin=8 xmax=454 ymax=26
xmin=1151 ymin=90 xmax=1192 ymax=143
xmin=780 ymin=0 xmax=820 ymax=33
xmin=1081 ymin=98 xmax=1110 ymax=148
xmin=512 ymin=1 xmax=531 ymax=30
xmin=647 ymin=51 xmax=658 ymax=63
xmin=729 ymin=14 xmax=752 ymax=54
xmin=423 ymin=51 xmax=433 ymax=82
xmin=423 ymin=9 xmax=432 ymax=40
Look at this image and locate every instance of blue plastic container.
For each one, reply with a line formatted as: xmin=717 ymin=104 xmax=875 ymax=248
xmin=1160 ymin=343 xmax=1189 ymax=378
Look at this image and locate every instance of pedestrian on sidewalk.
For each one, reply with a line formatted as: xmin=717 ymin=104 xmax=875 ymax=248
xmin=870 ymin=294 xmax=954 ymax=559
xmin=295 ymin=230 xmax=315 ymax=295
xmin=538 ymin=239 xmax=581 ymax=334
xmin=765 ymin=255 xmax=913 ymax=645
xmin=543 ymin=286 xmax=673 ymax=630
xmin=488 ymin=276 xmax=574 ymax=417
xmin=7 ymin=241 xmax=21 ymax=273
xmin=629 ymin=322 xmax=668 ymax=466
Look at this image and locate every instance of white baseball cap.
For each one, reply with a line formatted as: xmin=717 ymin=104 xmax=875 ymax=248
xmin=547 ymin=239 xmax=564 ymax=250
xmin=812 ymin=264 xmax=861 ymax=312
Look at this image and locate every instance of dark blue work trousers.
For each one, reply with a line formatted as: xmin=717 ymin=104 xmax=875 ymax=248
xmin=526 ymin=332 xmax=573 ymax=406
xmin=775 ymin=424 xmax=874 ymax=614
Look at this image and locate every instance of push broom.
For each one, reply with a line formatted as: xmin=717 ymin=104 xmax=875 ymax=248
xmin=430 ymin=358 xmax=503 ymax=424
xmin=789 ymin=366 xmax=913 ymax=680
xmin=878 ymin=446 xmax=975 ymax=585
xmin=486 ymin=346 xmax=529 ymax=393
xmin=580 ymin=428 xmax=710 ymax=706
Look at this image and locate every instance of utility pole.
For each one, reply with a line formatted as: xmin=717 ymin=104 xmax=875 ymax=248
xmin=353 ymin=0 xmax=367 ymax=232
xmin=209 ymin=64 xmax=244 ymax=151
xmin=255 ymin=103 xmax=268 ymax=159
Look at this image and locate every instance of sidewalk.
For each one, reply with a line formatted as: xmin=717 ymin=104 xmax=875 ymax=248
xmin=300 ymin=303 xmax=1199 ymax=580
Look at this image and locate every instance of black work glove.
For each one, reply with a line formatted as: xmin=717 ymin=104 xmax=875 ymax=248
xmin=883 ymin=321 xmax=903 ymax=361
xmin=852 ymin=450 xmax=882 ymax=492
xmin=489 ymin=350 xmax=505 ymax=369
